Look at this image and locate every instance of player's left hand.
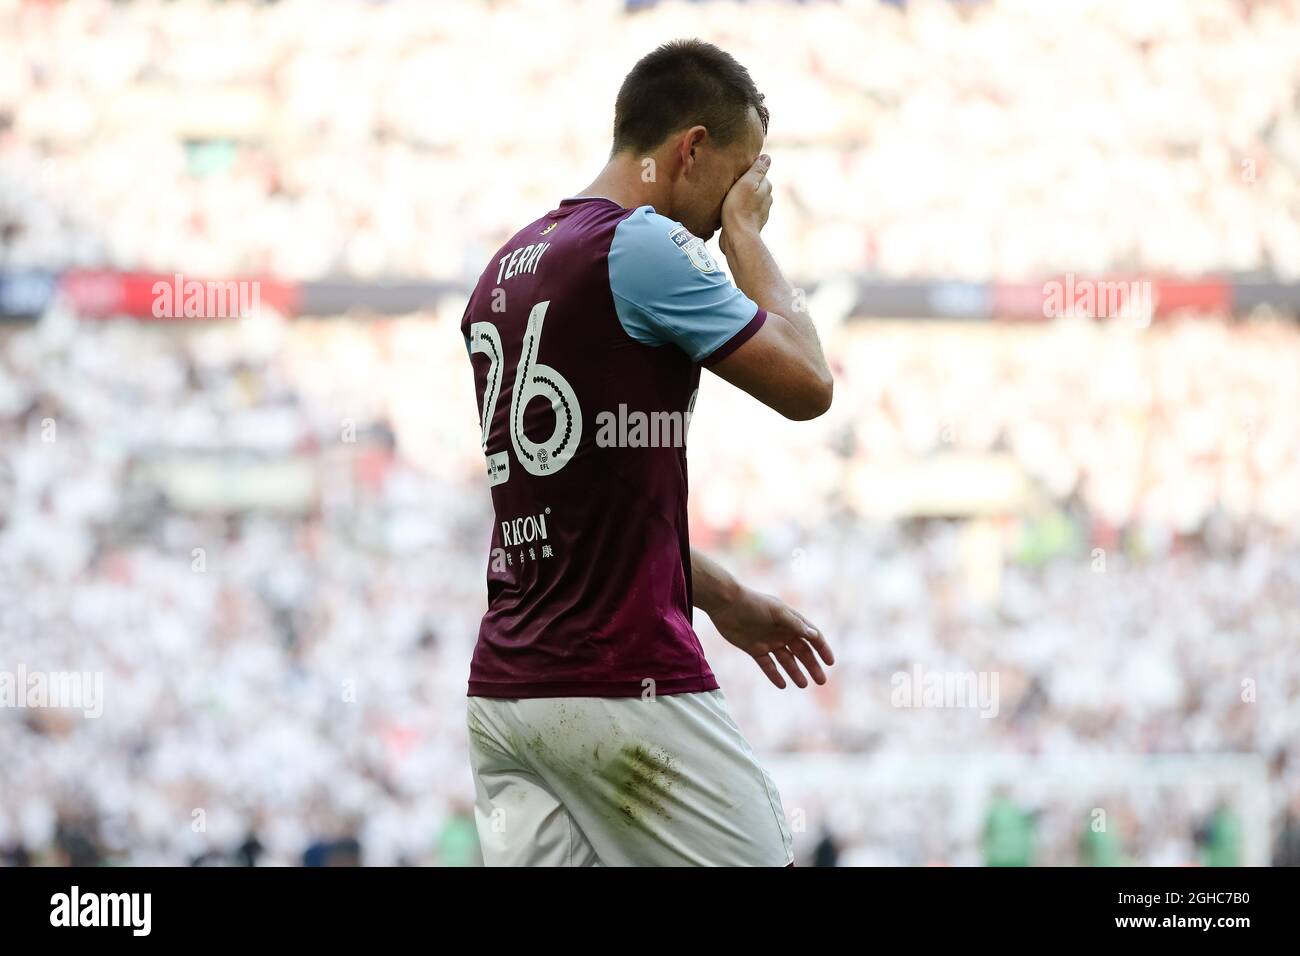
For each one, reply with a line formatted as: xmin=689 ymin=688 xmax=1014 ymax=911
xmin=710 ymin=588 xmax=834 ymax=689
xmin=719 ymin=153 xmax=772 ymax=260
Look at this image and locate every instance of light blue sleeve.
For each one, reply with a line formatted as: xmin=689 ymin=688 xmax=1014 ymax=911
xmin=608 ymin=206 xmax=764 ymax=363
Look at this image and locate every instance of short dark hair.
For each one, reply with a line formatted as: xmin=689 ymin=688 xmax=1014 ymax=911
xmin=612 ymin=40 xmax=769 ymax=154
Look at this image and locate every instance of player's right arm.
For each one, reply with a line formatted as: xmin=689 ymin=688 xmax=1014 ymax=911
xmin=711 ymin=155 xmax=833 ymax=421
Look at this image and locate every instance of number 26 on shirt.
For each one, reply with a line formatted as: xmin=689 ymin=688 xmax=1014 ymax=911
xmin=469 ymin=300 xmax=582 ymax=486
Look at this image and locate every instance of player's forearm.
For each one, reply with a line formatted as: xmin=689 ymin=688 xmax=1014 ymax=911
xmin=690 ymin=547 xmax=742 ymax=617
xmin=722 ymin=225 xmax=830 ymax=382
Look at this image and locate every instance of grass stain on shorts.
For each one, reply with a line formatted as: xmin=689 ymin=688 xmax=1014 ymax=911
xmin=596 ymin=743 xmax=683 ymax=826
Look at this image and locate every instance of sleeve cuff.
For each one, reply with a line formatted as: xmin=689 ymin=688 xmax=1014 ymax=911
xmin=699 ymin=308 xmax=767 ymax=367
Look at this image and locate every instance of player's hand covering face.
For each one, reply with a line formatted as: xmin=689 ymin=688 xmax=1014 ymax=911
xmin=710 ymin=589 xmax=834 ymax=689
xmin=719 ymin=153 xmax=773 ymax=258
xmin=671 ymin=106 xmax=765 ymax=242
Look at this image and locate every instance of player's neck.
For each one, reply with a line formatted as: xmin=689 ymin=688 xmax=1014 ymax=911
xmin=577 ymin=152 xmax=672 ymax=217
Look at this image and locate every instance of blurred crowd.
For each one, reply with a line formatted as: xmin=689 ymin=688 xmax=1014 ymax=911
xmin=2 ymin=0 xmax=1299 ymax=867
xmin=1 ymin=306 xmax=1297 ymax=865
xmin=2 ymin=0 xmax=1300 ymax=282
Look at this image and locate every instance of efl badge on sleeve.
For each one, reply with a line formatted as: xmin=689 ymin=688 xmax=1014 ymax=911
xmin=668 ymin=225 xmax=718 ymax=274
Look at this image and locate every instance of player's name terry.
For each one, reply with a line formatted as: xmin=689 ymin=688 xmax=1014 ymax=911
xmin=495 ymin=242 xmax=551 ymax=285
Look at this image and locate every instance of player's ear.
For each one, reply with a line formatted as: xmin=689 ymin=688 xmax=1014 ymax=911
xmin=678 ymin=126 xmax=708 ymax=173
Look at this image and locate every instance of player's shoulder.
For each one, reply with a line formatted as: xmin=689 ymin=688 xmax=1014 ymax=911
xmin=611 ymin=206 xmax=721 ymax=278
xmin=619 ymin=204 xmax=676 ymax=234
xmin=489 ymin=199 xmax=631 ymax=270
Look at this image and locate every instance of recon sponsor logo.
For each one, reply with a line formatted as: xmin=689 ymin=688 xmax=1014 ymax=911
xmin=501 ymin=510 xmax=549 ymax=546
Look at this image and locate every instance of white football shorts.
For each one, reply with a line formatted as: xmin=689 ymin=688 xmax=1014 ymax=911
xmin=466 ymin=690 xmax=793 ymax=866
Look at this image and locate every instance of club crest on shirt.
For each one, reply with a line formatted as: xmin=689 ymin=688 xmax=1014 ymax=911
xmin=540 ymin=221 xmax=558 ymax=236
xmin=668 ymin=225 xmax=717 ymax=274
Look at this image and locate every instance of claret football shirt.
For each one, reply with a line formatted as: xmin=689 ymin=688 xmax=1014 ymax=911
xmin=461 ymin=197 xmax=766 ymax=698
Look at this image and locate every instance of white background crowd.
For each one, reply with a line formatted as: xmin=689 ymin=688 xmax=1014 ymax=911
xmin=1 ymin=0 xmax=1299 ymax=865
xmin=1 ymin=0 xmax=1299 ymax=282
xmin=2 ymin=306 xmax=1297 ymax=865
